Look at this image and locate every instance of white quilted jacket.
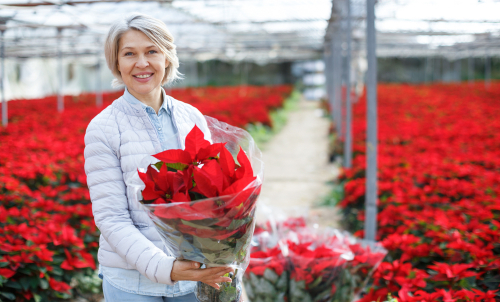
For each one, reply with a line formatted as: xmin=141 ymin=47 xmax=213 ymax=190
xmin=84 ymin=89 xmax=211 ymax=285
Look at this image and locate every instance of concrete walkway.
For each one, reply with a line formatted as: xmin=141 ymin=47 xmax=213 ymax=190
xmin=255 ymin=98 xmax=341 ymax=228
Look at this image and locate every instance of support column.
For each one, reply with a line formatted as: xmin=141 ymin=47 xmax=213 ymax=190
xmin=468 ymin=52 xmax=474 ymax=85
xmin=192 ymin=60 xmax=198 ymax=87
xmin=57 ymin=27 xmax=64 ymax=112
xmin=485 ymin=52 xmax=491 ymax=89
xmin=324 ymin=42 xmax=334 ymax=122
xmin=455 ymin=58 xmax=462 ymax=82
xmin=365 ymin=0 xmax=378 ymax=242
xmin=333 ymin=25 xmax=342 ymax=137
xmin=96 ymin=54 xmax=102 ymax=107
xmin=433 ymin=57 xmax=440 ymax=82
xmin=1 ymin=30 xmax=6 ymax=127
xmin=344 ymin=0 xmax=353 ymax=168
xmin=443 ymin=58 xmax=449 ymax=82
xmin=424 ymin=56 xmax=430 ymax=83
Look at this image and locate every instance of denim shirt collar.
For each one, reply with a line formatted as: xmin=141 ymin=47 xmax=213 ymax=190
xmin=123 ymin=87 xmax=170 ymax=115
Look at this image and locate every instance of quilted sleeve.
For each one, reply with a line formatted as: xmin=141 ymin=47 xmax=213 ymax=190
xmin=84 ymin=116 xmax=177 ymax=285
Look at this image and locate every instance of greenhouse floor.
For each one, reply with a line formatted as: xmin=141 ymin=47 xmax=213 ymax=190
xmin=256 ymin=98 xmax=341 ymax=228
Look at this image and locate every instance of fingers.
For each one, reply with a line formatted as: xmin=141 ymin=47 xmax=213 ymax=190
xmin=202 ymin=266 xmax=234 ymax=276
xmin=176 ymin=260 xmax=201 ymax=271
xmin=174 ymin=262 xmax=234 ymax=284
xmin=203 ymin=281 xmax=220 ymax=290
xmin=214 ymin=276 xmax=233 ymax=283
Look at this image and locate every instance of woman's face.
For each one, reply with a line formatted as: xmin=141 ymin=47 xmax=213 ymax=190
xmin=117 ymin=30 xmax=169 ymax=99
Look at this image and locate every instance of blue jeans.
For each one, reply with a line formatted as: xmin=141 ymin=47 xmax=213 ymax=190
xmin=103 ymin=277 xmax=198 ymax=302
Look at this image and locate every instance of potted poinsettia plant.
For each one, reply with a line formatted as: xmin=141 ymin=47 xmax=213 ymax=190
xmin=244 ymin=232 xmax=288 ymax=302
xmin=133 ymin=117 xmax=263 ymax=302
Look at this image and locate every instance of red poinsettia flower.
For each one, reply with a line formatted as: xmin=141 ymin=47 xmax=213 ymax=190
xmin=138 ymin=124 xmax=261 ymax=242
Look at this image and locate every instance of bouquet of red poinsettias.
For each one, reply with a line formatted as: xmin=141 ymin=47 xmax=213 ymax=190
xmin=133 ymin=117 xmax=263 ymax=302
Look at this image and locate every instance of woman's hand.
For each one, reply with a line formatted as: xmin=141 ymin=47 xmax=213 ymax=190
xmin=170 ymin=260 xmax=234 ymax=290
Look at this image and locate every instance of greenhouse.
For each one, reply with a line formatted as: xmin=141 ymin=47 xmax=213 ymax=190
xmin=0 ymin=0 xmax=499 ymax=301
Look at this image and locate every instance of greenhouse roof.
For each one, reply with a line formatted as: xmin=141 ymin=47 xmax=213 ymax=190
xmin=0 ymin=0 xmax=499 ymax=62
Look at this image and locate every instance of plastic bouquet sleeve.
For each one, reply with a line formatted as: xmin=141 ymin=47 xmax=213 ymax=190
xmin=330 ymin=230 xmax=387 ymax=301
xmin=284 ymin=227 xmax=353 ymax=302
xmin=131 ymin=116 xmax=263 ymax=302
xmin=244 ymin=233 xmax=288 ymax=302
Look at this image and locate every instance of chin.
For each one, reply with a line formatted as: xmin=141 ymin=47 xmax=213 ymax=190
xmin=129 ymin=82 xmax=161 ymax=95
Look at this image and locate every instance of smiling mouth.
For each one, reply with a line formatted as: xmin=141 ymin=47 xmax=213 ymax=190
xmin=134 ymin=73 xmax=153 ymax=79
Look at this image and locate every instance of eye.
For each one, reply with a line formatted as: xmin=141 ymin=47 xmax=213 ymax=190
xmin=148 ymin=50 xmax=158 ymax=54
xmin=124 ymin=52 xmax=133 ymax=56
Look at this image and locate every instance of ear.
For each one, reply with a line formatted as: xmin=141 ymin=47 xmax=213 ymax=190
xmin=165 ymin=57 xmax=170 ymax=68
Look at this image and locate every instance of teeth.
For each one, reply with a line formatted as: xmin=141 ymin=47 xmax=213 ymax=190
xmin=135 ymin=74 xmax=152 ymax=79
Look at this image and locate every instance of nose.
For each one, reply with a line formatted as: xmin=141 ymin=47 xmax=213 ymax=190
xmin=136 ymin=54 xmax=149 ymax=68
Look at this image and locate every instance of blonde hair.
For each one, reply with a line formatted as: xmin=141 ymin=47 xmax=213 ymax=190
xmin=104 ymin=13 xmax=182 ymax=88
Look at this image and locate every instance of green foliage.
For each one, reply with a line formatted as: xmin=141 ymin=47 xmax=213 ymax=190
xmin=246 ymin=90 xmax=300 ymax=148
xmin=71 ymin=270 xmax=102 ymax=295
xmin=378 ymin=294 xmax=398 ymax=302
xmin=317 ymin=181 xmax=345 ymax=207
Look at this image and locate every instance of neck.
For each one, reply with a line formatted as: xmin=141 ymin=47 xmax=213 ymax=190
xmin=128 ymin=86 xmax=163 ymax=114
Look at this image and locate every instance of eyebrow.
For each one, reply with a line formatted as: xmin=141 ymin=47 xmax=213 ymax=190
xmin=121 ymin=45 xmax=157 ymax=51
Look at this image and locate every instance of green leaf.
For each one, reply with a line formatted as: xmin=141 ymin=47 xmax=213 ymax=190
xmin=308 ymin=276 xmax=322 ymax=289
xmin=29 ymin=277 xmax=39 ymax=289
xmin=166 ymin=162 xmax=188 ymax=171
xmin=459 ymin=277 xmax=473 ymax=289
xmin=244 ymin=281 xmax=255 ymax=299
xmin=52 ymin=266 xmax=63 ymax=276
xmin=275 ymin=293 xmax=286 ymax=302
xmin=263 ymin=268 xmax=279 ymax=284
xmin=276 ymin=272 xmax=288 ymax=291
xmin=255 ymin=278 xmax=276 ymax=296
xmin=4 ymin=281 xmax=21 ymax=290
xmin=33 ymin=294 xmax=42 ymax=302
xmin=181 ymin=219 xmax=214 ymax=230
xmin=0 ymin=292 xmax=16 ymax=300
xmin=153 ymin=162 xmax=164 ymax=170
xmin=40 ymin=278 xmax=49 ymax=290
xmin=219 ymin=285 xmax=238 ymax=302
xmin=249 ymin=272 xmax=260 ymax=288
xmin=227 ymin=218 xmax=249 ymax=230
xmin=19 ymin=277 xmax=30 ymax=291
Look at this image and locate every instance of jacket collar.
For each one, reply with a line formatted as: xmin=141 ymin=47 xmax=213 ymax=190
xmin=116 ymin=87 xmax=175 ymax=116
xmin=122 ymin=87 xmax=171 ymax=114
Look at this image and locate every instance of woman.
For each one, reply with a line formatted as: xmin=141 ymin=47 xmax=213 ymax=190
xmin=84 ymin=13 xmax=233 ymax=301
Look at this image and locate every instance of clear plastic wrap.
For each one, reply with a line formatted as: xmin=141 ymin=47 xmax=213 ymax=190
xmin=132 ymin=116 xmax=263 ymax=302
xmin=244 ymin=232 xmax=288 ymax=302
xmin=284 ymin=228 xmax=353 ymax=302
xmin=248 ymin=215 xmax=387 ymax=302
xmin=329 ymin=230 xmax=387 ymax=302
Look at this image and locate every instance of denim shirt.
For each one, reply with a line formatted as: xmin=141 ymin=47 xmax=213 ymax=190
xmin=99 ymin=87 xmax=196 ymax=296
xmin=123 ymin=87 xmax=181 ymax=151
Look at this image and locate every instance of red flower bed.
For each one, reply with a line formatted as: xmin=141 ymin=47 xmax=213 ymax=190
xmin=338 ymin=82 xmax=500 ymax=301
xmin=169 ymin=85 xmax=291 ymax=128
xmin=0 ymin=85 xmax=291 ymax=300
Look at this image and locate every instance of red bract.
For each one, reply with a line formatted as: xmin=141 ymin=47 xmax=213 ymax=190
xmin=48 ymin=278 xmax=71 ymax=294
xmin=248 ymin=246 xmax=286 ymax=276
xmin=428 ymin=262 xmax=478 ymax=282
